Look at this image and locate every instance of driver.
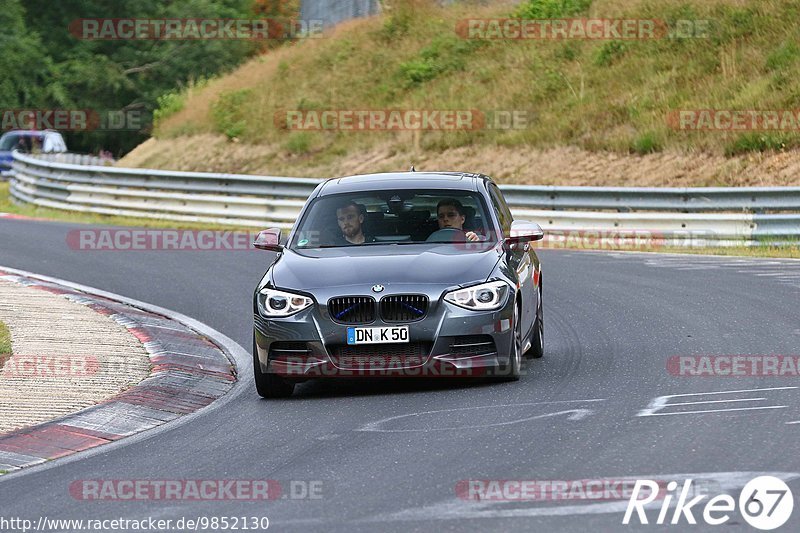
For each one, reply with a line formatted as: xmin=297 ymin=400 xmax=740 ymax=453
xmin=335 ymin=201 xmax=374 ymax=245
xmin=15 ymin=136 xmax=31 ymax=153
xmin=436 ymin=199 xmax=480 ymax=242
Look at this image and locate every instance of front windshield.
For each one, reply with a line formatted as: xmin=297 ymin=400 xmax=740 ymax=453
xmin=0 ymin=133 xmax=22 ymax=151
xmin=290 ymin=189 xmax=497 ymax=249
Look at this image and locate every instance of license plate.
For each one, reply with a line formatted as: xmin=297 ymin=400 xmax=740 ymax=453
xmin=347 ymin=326 xmax=409 ymax=345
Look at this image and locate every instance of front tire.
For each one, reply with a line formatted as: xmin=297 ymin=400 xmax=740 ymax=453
xmin=496 ymin=302 xmax=522 ymax=381
xmin=527 ymin=284 xmax=544 ymax=359
xmin=253 ymin=336 xmax=295 ymax=398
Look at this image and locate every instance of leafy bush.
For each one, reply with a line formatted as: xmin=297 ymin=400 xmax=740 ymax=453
xmin=724 ymin=133 xmax=794 ymax=156
xmin=595 ymin=41 xmax=629 ymax=67
xmin=766 ymin=42 xmax=800 ymax=71
xmin=398 ymin=36 xmax=484 ymax=87
xmin=631 ymin=131 xmax=662 ymax=154
xmin=710 ymin=5 xmax=759 ymax=46
xmin=376 ymin=10 xmax=412 ymax=42
xmin=555 ymin=42 xmax=581 ymax=62
xmin=286 ymin=132 xmax=312 ymax=154
xmin=211 ymin=89 xmax=254 ymax=140
xmin=153 ymin=91 xmax=185 ymax=127
xmin=514 ymin=0 xmax=592 ymax=19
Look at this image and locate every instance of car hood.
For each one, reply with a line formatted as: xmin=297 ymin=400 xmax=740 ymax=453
xmin=271 ymin=244 xmax=504 ymax=291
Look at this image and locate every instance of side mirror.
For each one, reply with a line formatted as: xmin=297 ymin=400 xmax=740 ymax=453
xmin=506 ymin=220 xmax=544 ymax=244
xmin=253 ymin=228 xmax=283 ymax=252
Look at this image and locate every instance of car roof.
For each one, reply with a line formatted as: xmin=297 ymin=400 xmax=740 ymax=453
xmin=317 ymin=172 xmax=489 ymax=195
xmin=0 ymin=130 xmax=60 ymax=138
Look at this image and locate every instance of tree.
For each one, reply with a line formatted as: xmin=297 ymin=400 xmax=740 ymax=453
xmin=14 ymin=0 xmax=298 ymax=155
xmin=0 ymin=0 xmax=56 ymax=109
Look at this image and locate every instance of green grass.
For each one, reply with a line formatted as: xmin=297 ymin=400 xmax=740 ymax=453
xmin=154 ymin=0 xmax=800 ymax=158
xmin=0 ymin=320 xmax=11 ymax=356
xmin=514 ymin=0 xmax=592 ymax=18
xmin=652 ymin=244 xmax=800 ymax=258
xmin=153 ymin=77 xmax=210 ymax=130
xmin=211 ymin=89 xmax=254 ymax=140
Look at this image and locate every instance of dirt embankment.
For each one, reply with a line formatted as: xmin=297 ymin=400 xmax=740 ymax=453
xmin=120 ymin=135 xmax=800 ymax=187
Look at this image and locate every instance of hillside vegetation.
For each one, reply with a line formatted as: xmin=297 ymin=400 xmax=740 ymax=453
xmin=5 ymin=0 xmax=298 ymax=154
xmin=122 ymin=0 xmax=800 ymax=185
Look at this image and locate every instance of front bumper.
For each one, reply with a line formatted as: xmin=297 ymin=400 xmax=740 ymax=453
xmin=254 ymin=292 xmax=516 ymax=379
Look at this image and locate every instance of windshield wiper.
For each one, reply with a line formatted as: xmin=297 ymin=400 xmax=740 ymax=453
xmin=361 ymin=241 xmax=429 ymax=246
xmin=297 ymin=244 xmax=351 ymax=249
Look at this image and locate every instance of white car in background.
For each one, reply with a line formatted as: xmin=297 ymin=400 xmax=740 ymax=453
xmin=0 ymin=130 xmax=68 ymax=177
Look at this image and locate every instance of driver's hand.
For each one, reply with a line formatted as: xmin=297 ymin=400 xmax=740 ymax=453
xmin=465 ymin=231 xmax=480 ymax=242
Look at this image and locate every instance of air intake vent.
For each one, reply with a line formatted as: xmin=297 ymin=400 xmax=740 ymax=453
xmin=269 ymin=342 xmax=311 ymax=363
xmin=380 ymin=295 xmax=429 ymax=322
xmin=449 ymin=335 xmax=497 ymax=357
xmin=330 ymin=342 xmax=431 ymax=369
xmin=328 ymin=296 xmax=376 ymax=324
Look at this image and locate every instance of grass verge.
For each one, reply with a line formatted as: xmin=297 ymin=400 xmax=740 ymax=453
xmin=554 ymin=244 xmax=800 ymax=258
xmin=0 ymin=320 xmax=11 ymax=356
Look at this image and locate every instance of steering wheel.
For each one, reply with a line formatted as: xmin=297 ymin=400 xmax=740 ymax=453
xmin=426 ymin=227 xmax=467 ymax=243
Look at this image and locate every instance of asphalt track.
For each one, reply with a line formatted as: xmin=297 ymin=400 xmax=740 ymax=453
xmin=2 ymin=217 xmax=800 ymax=532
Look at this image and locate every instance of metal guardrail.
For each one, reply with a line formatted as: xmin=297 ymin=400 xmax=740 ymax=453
xmin=1 ymin=153 xmax=111 ymax=182
xmin=10 ymin=152 xmax=319 ymax=229
xmin=502 ymin=185 xmax=800 ymax=213
xmin=8 ymin=151 xmax=800 ymax=242
xmin=26 ymin=153 xmax=114 ymax=166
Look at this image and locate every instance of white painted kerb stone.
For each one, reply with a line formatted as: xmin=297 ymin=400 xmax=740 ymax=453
xmin=0 ymin=278 xmax=150 ymax=433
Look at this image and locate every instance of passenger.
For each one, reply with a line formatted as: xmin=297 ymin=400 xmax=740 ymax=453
xmin=436 ymin=199 xmax=480 ymax=242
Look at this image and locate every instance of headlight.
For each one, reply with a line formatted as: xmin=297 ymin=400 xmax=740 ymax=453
xmin=258 ymin=288 xmax=314 ymax=317
xmin=444 ymin=281 xmax=509 ymax=311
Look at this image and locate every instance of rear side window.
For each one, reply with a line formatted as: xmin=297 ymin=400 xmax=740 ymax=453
xmin=43 ymin=133 xmax=66 ymax=153
xmin=487 ymin=183 xmax=513 ymax=235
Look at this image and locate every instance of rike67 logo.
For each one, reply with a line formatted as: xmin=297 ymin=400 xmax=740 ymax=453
xmin=623 ymin=476 xmax=793 ymax=530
